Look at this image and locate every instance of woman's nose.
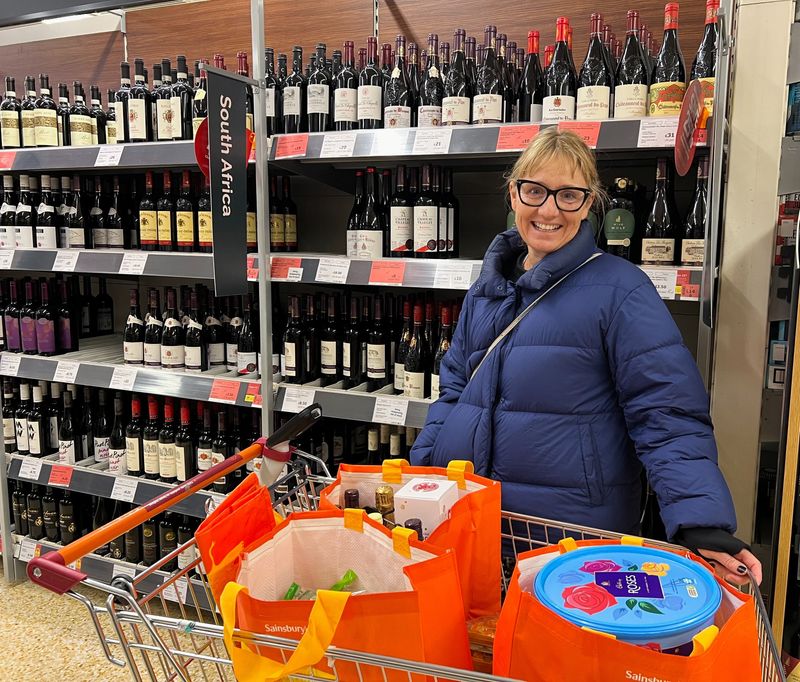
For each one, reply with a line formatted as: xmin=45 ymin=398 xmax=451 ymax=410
xmin=536 ymin=194 xmax=561 ymax=219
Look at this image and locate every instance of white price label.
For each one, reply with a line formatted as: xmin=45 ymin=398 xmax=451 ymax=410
xmin=372 ymin=396 xmax=409 ymax=426
xmin=112 ymin=563 xmax=137 ymax=579
xmin=315 ymin=257 xmax=351 ymax=284
xmin=110 ymin=367 xmax=138 ymax=391
xmin=286 ymin=267 xmax=304 ymax=282
xmin=281 ymin=386 xmax=316 ymax=413
xmin=120 ymin=252 xmax=149 ymax=275
xmin=53 ymin=250 xmax=80 ymax=272
xmin=412 ymin=128 xmax=453 ymax=155
xmin=637 ymin=118 xmax=679 ymax=148
xmin=94 ymin=144 xmax=125 ymax=166
xmin=641 ymin=267 xmax=679 ymax=299
xmin=0 ymin=353 xmax=21 ymax=376
xmin=206 ymin=493 xmax=226 ymax=515
xmin=111 ymin=476 xmax=139 ymax=502
xmin=18 ymin=457 xmax=43 ymax=481
xmin=0 ymin=250 xmax=13 ymax=269
xmin=320 ymin=132 xmax=358 ymax=158
xmin=163 ymin=576 xmax=189 ymax=603
xmin=53 ymin=360 xmax=80 ymax=384
xmin=370 ymin=129 xmax=410 ymax=156
xmin=433 ymin=262 xmax=476 ymax=290
xmin=17 ymin=537 xmax=38 ymax=562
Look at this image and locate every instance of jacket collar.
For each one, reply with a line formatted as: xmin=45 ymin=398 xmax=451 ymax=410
xmin=474 ymin=221 xmax=599 ymax=297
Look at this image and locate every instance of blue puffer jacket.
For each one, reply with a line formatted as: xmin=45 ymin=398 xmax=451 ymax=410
xmin=410 ymin=223 xmax=736 ymax=539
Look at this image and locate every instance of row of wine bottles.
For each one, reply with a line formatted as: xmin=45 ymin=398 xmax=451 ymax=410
xmin=346 ymin=165 xmax=459 ymax=259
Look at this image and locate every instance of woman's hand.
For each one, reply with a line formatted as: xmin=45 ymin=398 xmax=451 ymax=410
xmin=673 ymin=527 xmax=762 ymax=586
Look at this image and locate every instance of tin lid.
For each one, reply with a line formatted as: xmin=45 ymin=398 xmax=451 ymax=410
xmin=533 ymin=545 xmax=722 ymax=639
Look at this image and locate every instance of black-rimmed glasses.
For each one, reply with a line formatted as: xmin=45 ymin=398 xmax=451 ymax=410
xmin=515 ymin=180 xmax=592 ymax=212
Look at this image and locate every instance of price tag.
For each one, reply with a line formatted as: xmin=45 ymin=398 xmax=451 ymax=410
xmin=0 ymin=249 xmax=13 ymax=269
xmin=17 ymin=537 xmax=38 ymax=563
xmin=320 ymin=132 xmax=357 ymax=158
xmin=641 ymin=267 xmax=679 ymax=299
xmin=244 ymin=382 xmax=261 ymax=404
xmin=281 ymin=386 xmax=315 ymax=413
xmin=433 ymin=262 xmax=475 ymax=290
xmin=119 ymin=252 xmax=149 ymax=275
xmin=163 ymin=576 xmax=189 ymax=603
xmin=0 ymin=353 xmax=21 ymax=376
xmin=253 ymin=392 xmax=263 ymax=408
xmin=53 ymin=250 xmax=80 ymax=272
xmin=247 ymin=267 xmax=259 ymax=281
xmin=210 ymin=379 xmax=240 ymax=404
xmin=371 ymin=129 xmax=410 ymax=156
xmin=110 ymin=367 xmax=138 ymax=392
xmin=412 ymin=128 xmax=453 ymax=155
xmin=111 ymin=476 xmax=139 ymax=503
xmin=206 ymin=493 xmax=226 ymax=515
xmin=48 ymin=464 xmax=74 ymax=487
xmin=315 ymin=257 xmax=351 ymax=284
xmin=53 ymin=360 xmax=80 ymax=384
xmin=94 ymin=145 xmax=125 ymax=166
xmin=372 ymin=396 xmax=409 ymax=426
xmin=369 ymin=260 xmax=406 ymax=285
xmin=18 ymin=457 xmax=43 ymax=481
xmin=557 ymin=121 xmax=601 ymax=148
xmin=0 ymin=150 xmax=16 ymax=170
xmin=287 ymin=267 xmax=303 ymax=282
xmin=112 ymin=564 xmax=137 ymax=580
xmin=637 ymin=118 xmax=679 ymax=148
xmin=274 ymin=134 xmax=309 ymax=159
xmin=68 ymin=558 xmax=81 ymax=571
xmin=271 ymin=257 xmax=302 ymax=280
xmin=496 ymin=124 xmax=540 ymax=151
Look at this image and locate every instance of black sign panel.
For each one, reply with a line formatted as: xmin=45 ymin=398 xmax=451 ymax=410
xmin=206 ymin=68 xmax=248 ymax=296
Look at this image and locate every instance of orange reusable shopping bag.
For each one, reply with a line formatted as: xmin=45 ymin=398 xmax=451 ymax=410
xmin=318 ymin=458 xmax=502 ymax=618
xmin=220 ymin=508 xmax=474 ymax=682
xmin=493 ymin=538 xmax=763 ymax=682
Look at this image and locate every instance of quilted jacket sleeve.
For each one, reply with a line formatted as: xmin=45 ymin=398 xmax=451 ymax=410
xmin=410 ymin=293 xmax=473 ymax=465
xmin=605 ymin=280 xmax=737 ymax=540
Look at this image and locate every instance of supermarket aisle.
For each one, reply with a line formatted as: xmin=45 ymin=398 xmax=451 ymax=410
xmin=0 ymin=567 xmax=129 ymax=681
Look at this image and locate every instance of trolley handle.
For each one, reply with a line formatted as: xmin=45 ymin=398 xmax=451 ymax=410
xmin=28 ymin=404 xmax=323 ymax=595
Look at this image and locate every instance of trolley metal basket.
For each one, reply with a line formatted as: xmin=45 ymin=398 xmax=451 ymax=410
xmin=27 ymin=428 xmax=786 ymax=682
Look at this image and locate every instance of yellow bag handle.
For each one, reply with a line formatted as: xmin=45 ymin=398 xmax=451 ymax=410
xmin=446 ymin=460 xmax=474 ymax=490
xmin=222 ymin=582 xmax=350 ymax=682
xmin=381 ymin=458 xmax=409 ymax=483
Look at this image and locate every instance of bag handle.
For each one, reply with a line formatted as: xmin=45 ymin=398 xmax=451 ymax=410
xmin=222 ymin=582 xmax=350 ymax=682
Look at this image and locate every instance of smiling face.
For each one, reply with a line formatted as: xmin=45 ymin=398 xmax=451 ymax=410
xmin=509 ymin=159 xmax=593 ymax=267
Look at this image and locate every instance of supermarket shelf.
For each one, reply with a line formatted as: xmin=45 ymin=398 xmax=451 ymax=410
xmin=7 ymin=454 xmax=220 ymax=519
xmin=0 ymin=336 xmax=262 ymax=408
xmin=11 ymin=533 xmax=214 ymax=611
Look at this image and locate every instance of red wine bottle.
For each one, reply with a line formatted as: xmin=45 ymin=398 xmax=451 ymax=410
xmin=106 ymin=176 xmax=124 ymax=248
xmin=124 ymin=288 xmax=144 ymax=365
xmin=175 ymin=400 xmax=196 ymax=483
xmin=443 ymin=29 xmax=472 ymax=126
xmin=139 ymin=171 xmax=157 ymax=250
xmin=283 ymin=295 xmax=306 ymax=383
xmin=465 ymin=37 xmax=478 ymax=95
xmin=237 ymin=294 xmax=258 ymax=375
xmin=175 ymin=170 xmax=195 ymax=252
xmin=27 ymin=385 xmax=47 ymax=457
xmin=21 ymin=76 xmax=37 ymax=148
xmin=142 ymin=395 xmax=161 ymax=480
xmin=577 ymin=13 xmax=614 ymax=120
xmin=680 ymin=157 xmax=708 ymax=266
xmin=0 ymin=77 xmax=22 ymax=149
xmin=307 ymin=44 xmax=331 ymax=132
xmin=283 ymin=176 xmax=297 ymax=252
xmin=211 ymin=410 xmax=233 ymax=494
xmin=641 ymin=158 xmax=677 ymax=265
xmin=128 ymin=58 xmax=152 ymax=142
xmin=418 ymin=33 xmax=443 ymax=127
xmin=93 ymin=389 xmax=111 ymax=464
xmin=56 ymin=280 xmax=76 ymax=352
xmin=34 ymin=74 xmax=58 ymax=147
xmin=496 ymin=33 xmax=515 ymax=122
xmin=334 ymin=41 xmax=358 ymax=130
xmin=413 ymin=164 xmax=438 ymax=257
xmin=158 ymin=397 xmax=177 ymax=484
xmin=614 ymin=10 xmax=649 ymax=119
xmin=125 ymin=395 xmax=143 ymax=476
xmin=390 ymin=165 xmax=413 ymax=256
xmin=320 ymin=295 xmax=341 ymax=386
xmin=394 ymin=300 xmax=411 ymax=394
xmin=691 ymin=0 xmax=719 ymax=116
xmin=161 ymin=287 xmax=185 ymax=371
xmin=384 ymin=35 xmax=414 ymax=128
xmin=355 ymin=167 xmax=386 ymax=259
xmin=108 ymin=393 xmax=126 ymax=475
xmin=144 ymin=288 xmax=162 ymax=368
xmin=367 ymin=296 xmax=389 ymax=391
xmin=35 ymin=281 xmax=56 ymax=356
xmin=518 ymin=30 xmax=544 ymax=123
xmin=283 ymin=46 xmax=306 ymax=134
xmin=264 ymin=48 xmax=279 ymax=136
xmin=473 ymin=25 xmax=504 ymax=124
xmin=431 ymin=305 xmax=452 ymax=400
xmin=602 ymin=177 xmax=636 ymax=261
xmin=157 ymin=170 xmax=175 ymax=251
xmin=542 ymin=17 xmax=577 ymax=122
xmin=403 ymin=304 xmax=430 ymax=399
xmin=649 ymin=3 xmax=686 ymax=117
xmin=185 ymin=291 xmax=207 ymax=373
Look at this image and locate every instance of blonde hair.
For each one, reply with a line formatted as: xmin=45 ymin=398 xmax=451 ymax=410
xmin=508 ymin=128 xmax=606 ymax=204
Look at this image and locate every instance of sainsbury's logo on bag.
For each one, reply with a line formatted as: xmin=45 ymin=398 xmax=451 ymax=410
xmin=264 ymin=624 xmax=306 ymax=634
xmin=625 ymin=672 xmax=672 ymax=682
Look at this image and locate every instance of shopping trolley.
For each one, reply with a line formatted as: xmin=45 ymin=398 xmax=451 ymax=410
xmin=27 ymin=405 xmax=786 ymax=682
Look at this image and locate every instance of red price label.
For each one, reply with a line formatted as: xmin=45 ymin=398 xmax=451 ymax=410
xmin=676 ymin=270 xmax=692 ymax=287
xmin=695 ymin=128 xmax=708 ymax=146
xmin=247 ymin=267 xmax=259 ymax=281
xmin=210 ymin=379 xmax=240 ymax=404
xmin=253 ymin=393 xmax=263 ymax=407
xmin=369 ymin=260 xmax=406 ymax=285
xmin=247 ymin=256 xmax=256 ymax=269
xmin=274 ymin=134 xmax=309 ymax=159
xmin=496 ymin=125 xmax=540 ymax=151
xmin=271 ymin=257 xmax=302 ymax=279
xmin=245 ymin=382 xmax=261 ymax=404
xmin=48 ymin=465 xmax=74 ymax=487
xmin=557 ymin=121 xmax=601 ymax=148
xmin=680 ymin=283 xmax=701 ymax=299
xmin=0 ymin=150 xmax=16 ymax=170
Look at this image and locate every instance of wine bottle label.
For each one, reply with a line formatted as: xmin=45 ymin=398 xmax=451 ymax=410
xmin=357 ymin=85 xmax=382 ymax=121
xmin=413 ymin=205 xmax=438 ymax=253
xmin=16 ymin=225 xmax=34 ymax=248
xmin=472 ymin=94 xmax=503 ymax=123
xmin=307 ymin=84 xmax=330 ymax=114
xmin=170 ymin=96 xmax=183 ymax=138
xmin=69 ymin=114 xmax=93 ymax=146
xmin=93 ymin=435 xmax=110 ymax=462
xmin=158 ymin=442 xmax=177 ymax=478
xmin=57 ymin=439 xmax=75 ymax=464
xmin=93 ymin=225 xmax=109 ymax=249
xmin=246 ymin=211 xmax=257 ymax=246
xmin=124 ymin=339 xmax=144 ymax=363
xmin=368 ymin=429 xmax=379 ymax=451
xmin=641 ymin=238 xmax=675 ymax=264
xmin=225 ymin=342 xmax=238 ymax=368
xmin=112 ymin=101 xmax=123 ymax=129
xmin=198 ymin=210 xmax=213 ymax=246
xmin=696 ymin=77 xmax=715 ymax=117
xmin=208 ymin=342 xmax=225 ymax=366
xmin=648 ymin=81 xmax=686 ymax=117
xmin=15 ymin=417 xmax=28 ymax=451
xmin=403 ymin=370 xmax=426 ymax=398
xmin=197 ymin=446 xmax=213 ymax=471
xmin=390 ymin=206 xmax=413 ymax=253
xmin=20 ymin=316 xmax=37 ymax=352
xmin=4 ymin=417 xmax=15 ymax=447
xmin=143 ymin=439 xmax=160 ymax=474
xmin=144 ymin=342 xmax=162 ymax=367
xmin=175 ymin=444 xmax=192 ymax=481
xmin=36 ymin=318 xmax=56 ymax=354
xmin=394 ymin=363 xmax=405 ymax=391
xmin=237 ymin=351 xmax=258 ymax=375
xmin=34 ymin=109 xmax=58 ymax=146
xmin=185 ymin=344 xmax=203 ymax=372
xmin=176 ymin=211 xmax=195 ymax=246
xmin=613 ymin=84 xmax=647 ymax=119
xmin=284 ymin=214 xmax=297 ymax=247
xmin=602 ymin=208 xmax=634 ymax=246
xmin=126 ymin=437 xmax=142 ymax=473
xmin=576 ymin=86 xmax=610 ymax=121
xmin=342 ymin=343 xmax=353 ymax=377
xmin=265 ymin=87 xmax=276 ymax=117
xmin=418 ymin=105 xmax=443 ymax=127
xmin=192 ymin=116 xmax=205 ymax=137
xmin=283 ymin=86 xmax=302 ymax=116
xmin=269 ymin=213 xmax=285 ymax=247
xmin=139 ymin=210 xmax=157 ymax=244
xmin=542 ymin=95 xmax=576 ymax=122
xmin=106 ymin=120 xmax=118 ymax=144
xmin=384 ymin=105 xmax=411 ymax=128
xmin=57 ymin=316 xmax=72 ymax=351
xmin=107 ymin=227 xmax=124 ymax=247
xmin=108 ymin=448 xmax=127 ymax=475
xmin=284 ymin=341 xmax=297 ymax=376
xmin=5 ymin=315 xmax=20 ymax=350
xmin=21 ymin=110 xmax=36 ymax=146
xmin=157 ymin=211 xmax=173 ymax=246
xmin=431 ymin=373 xmax=440 ymax=400
xmin=91 ymin=117 xmax=99 ymax=145
xmin=67 ymin=223 xmax=86 ymax=248
xmin=334 ymin=88 xmax=358 ymax=122
xmin=161 ymin=343 xmax=186 ymax=370
xmin=353 ymin=229 xmax=384 ymax=259
xmin=367 ymin=343 xmax=386 ymax=378
xmin=320 ymin=340 xmax=338 ymax=375
xmin=0 ymin=111 xmax=21 ymax=147
xmin=28 ymin=422 xmax=43 ymax=455
xmin=442 ymin=96 xmax=470 ymax=125
xmin=128 ymin=98 xmax=147 ymax=140
xmin=156 ymin=99 xmax=174 ymax=140
xmin=346 ymin=228 xmax=358 ymax=258
xmin=681 ymin=239 xmax=705 ymax=265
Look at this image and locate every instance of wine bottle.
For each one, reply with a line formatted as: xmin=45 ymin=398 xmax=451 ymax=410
xmin=0 ymin=175 xmax=15 ymax=250
xmin=346 ymin=170 xmax=364 ymax=258
xmin=171 ymin=400 xmax=195 ymax=483
xmin=680 ymin=157 xmax=708 ymax=266
xmin=196 ymin=405 xmax=214 ymax=474
xmin=170 ymin=55 xmax=193 ymax=140
xmin=143 ymin=288 xmax=163 ymax=368
xmin=543 ymin=17 xmax=578 ymax=122
xmin=150 ymin=62 xmax=163 ymax=135
xmin=237 ymin=294 xmax=258 ymax=375
xmin=264 ymin=48 xmax=280 ymax=136
xmin=367 ymin=296 xmax=389 ymax=391
xmin=614 ymin=10 xmax=649 ymax=119
xmin=192 ymin=61 xmax=208 ymax=138
xmin=691 ymin=0 xmax=719 ymax=116
xmin=107 ymin=393 xmax=126 ymax=475
xmin=125 ymin=395 xmax=144 ymax=476
xmin=64 ymin=175 xmax=86 ymax=249
xmin=95 ymin=278 xmax=113 ymax=335
xmin=184 ymin=291 xmax=206 ymax=373
xmin=142 ymin=516 xmax=158 ymax=564
xmin=496 ymin=33 xmax=516 ymax=122
xmin=320 ymin=295 xmax=341 ymax=386
xmin=14 ymin=174 xmax=35 ymax=249
xmin=204 ymin=296 xmax=225 ymax=368
xmin=33 ymin=175 xmax=56 ymax=248
xmin=67 ymin=81 xmax=92 ymax=146
xmin=34 ymin=74 xmax=58 ymax=147
xmin=90 ymin=389 xmax=110 ymax=464
xmin=194 ymin=173 xmax=212 ymax=253
xmin=641 ymin=159 xmax=677 ymax=265
xmin=303 ymin=294 xmax=320 ymax=381
xmin=283 ymin=176 xmax=297 ymax=252
xmin=282 ymin=46 xmax=306 ymax=134
xmin=78 ymin=386 xmax=94 ymax=462
xmin=46 ymin=382 xmax=61 ymax=456
xmin=20 ymin=75 xmax=37 ymax=148
xmin=35 ymin=281 xmax=56 ymax=356
xmin=134 ymin=171 xmax=156 ymax=251
xmin=55 ymin=175 xmax=70 ymax=247
xmin=55 ymin=83 xmax=70 ymax=146
xmin=26 ymin=485 xmax=45 ymax=540
xmin=518 ymin=31 xmax=544 ymax=123
xmin=431 ymin=306 xmax=453 ymax=400
xmin=121 ymin=288 xmax=144 ymax=365
xmin=174 ymin=170 xmax=196 ymax=252
xmin=394 ymin=300 xmax=412 ymax=394
xmin=129 ymin=58 xmax=152 ymax=142
xmin=19 ymin=281 xmax=37 ymax=355
xmin=161 ymin=288 xmax=185 ymax=371
xmin=157 ymin=171 xmax=175 ymax=251
xmin=334 ymin=41 xmax=358 ymax=131
xmin=211 ymin=410 xmax=233 ymax=494
xmin=389 ymin=165 xmax=413 ymax=256
xmin=26 ymin=385 xmax=46 ymax=457
xmin=602 ymin=177 xmax=636 ymax=261
xmin=102 ymin=175 xmax=123 ymax=248
xmin=307 ymin=44 xmax=331 ymax=133
xmin=414 ymin=164 xmax=438 ymax=257
xmin=383 ymin=35 xmax=414 ymax=128
xmin=473 ymin=25 xmax=504 ymax=124
xmin=0 ymin=77 xmax=22 ymax=148
xmin=55 ymin=280 xmax=75 ymax=353
xmin=418 ymin=34 xmax=444 ymax=127
xmin=89 ymin=85 xmax=107 ymax=144
xmin=354 ymin=167 xmax=386 ymax=259
xmin=157 ymin=397 xmax=177 ymax=484
xmin=2 ymin=381 xmax=16 ymax=453
xmin=577 ymin=14 xmax=614 ymax=120
xmin=56 ymin=387 xmax=79 ymax=464
xmin=283 ymin=295 xmax=306 ymax=383
xmin=358 ymin=37 xmax=383 ymax=129
xmin=114 ymin=62 xmax=131 ymax=143
xmin=225 ymin=297 xmax=243 ymax=372
xmin=442 ymin=29 xmax=472 ymax=126
xmin=40 ymin=486 xmax=59 ymax=543
xmin=649 ymin=3 xmax=686 ymax=117
xmin=142 ymin=396 xmax=161 ymax=480
xmin=15 ymin=382 xmax=31 ymax=456
xmin=89 ymin=176 xmax=107 ymax=249
xmin=267 ymin=174 xmax=285 ymax=252
xmin=342 ymin=296 xmax=362 ymax=388
xmin=403 ymin=304 xmax=429 ymax=398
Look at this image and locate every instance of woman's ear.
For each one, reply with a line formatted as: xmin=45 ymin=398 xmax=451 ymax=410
xmin=508 ymin=181 xmax=518 ymax=211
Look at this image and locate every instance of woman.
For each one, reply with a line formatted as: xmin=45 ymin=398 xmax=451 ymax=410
xmin=410 ymin=128 xmax=761 ymax=585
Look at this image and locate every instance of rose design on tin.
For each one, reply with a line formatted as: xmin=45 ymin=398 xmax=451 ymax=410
xmin=579 ymin=559 xmax=622 ymax=574
xmin=561 ymin=583 xmax=616 ymax=615
xmin=640 ymin=561 xmax=670 ymax=577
